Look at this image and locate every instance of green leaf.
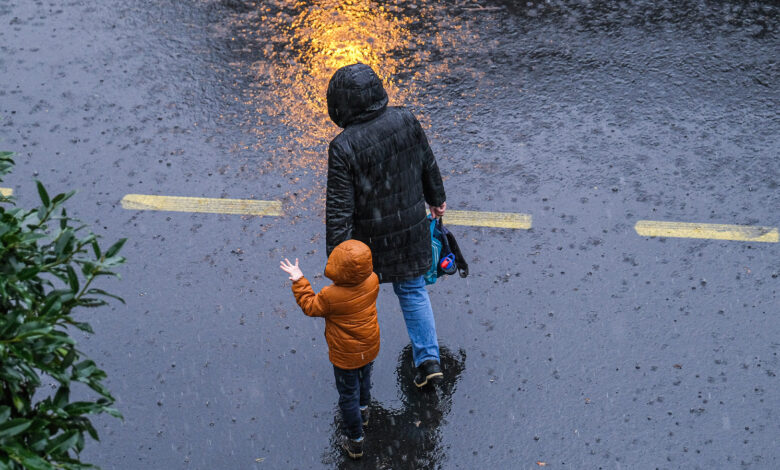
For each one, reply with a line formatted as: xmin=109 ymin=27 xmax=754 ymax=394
xmin=104 ymin=407 xmax=123 ymax=419
xmin=72 ymin=360 xmax=97 ymax=380
xmin=17 ymin=266 xmax=41 ymax=281
xmin=83 ymin=421 xmax=99 ymax=441
xmin=62 ymin=402 xmax=104 ymax=416
xmin=0 ymin=152 xmax=15 ymax=179
xmin=79 ymin=261 xmax=95 ymax=277
xmin=0 ymin=221 xmax=12 ymax=237
xmin=53 ymin=386 xmax=70 ymax=409
xmin=35 ymin=181 xmax=50 ymax=207
xmin=0 ymin=406 xmax=10 ymax=423
xmin=85 ymin=288 xmax=125 ymax=304
xmin=15 ymin=322 xmax=54 ymax=340
xmin=51 ymin=190 xmax=75 ymax=206
xmin=5 ymin=443 xmax=51 ymax=470
xmin=12 ymin=395 xmax=24 ymax=413
xmin=45 ymin=430 xmax=79 ymax=455
xmin=104 ymin=238 xmax=127 ymax=258
xmin=0 ymin=418 xmax=32 ymax=438
xmin=85 ymin=380 xmax=112 ymax=400
xmin=55 ymin=229 xmax=74 ymax=258
xmin=60 ymin=207 xmax=68 ymax=229
xmin=28 ymin=432 xmax=52 ymax=453
xmin=89 ymin=271 xmax=121 ymax=279
xmin=16 ymin=362 xmax=41 ymax=386
xmin=0 ymin=367 xmax=26 ymax=385
xmin=76 ymin=298 xmax=107 ymax=309
xmin=71 ymin=321 xmax=94 ymax=334
xmin=61 ymin=347 xmax=76 ymax=369
xmin=90 ymin=240 xmax=101 ymax=259
xmin=40 ymin=296 xmax=63 ymax=317
xmin=101 ymin=255 xmax=125 ymax=268
xmin=60 ymin=459 xmax=99 ymax=470
xmin=66 ymin=266 xmax=79 ymax=293
xmin=74 ymin=430 xmax=86 ymax=453
xmin=47 ymin=289 xmax=74 ymax=304
xmin=20 ymin=232 xmax=47 ymax=243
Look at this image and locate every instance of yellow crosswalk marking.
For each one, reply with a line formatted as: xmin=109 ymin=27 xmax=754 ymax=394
xmin=635 ymin=220 xmax=778 ymax=243
xmin=121 ymin=194 xmax=283 ymax=217
xmin=444 ymin=210 xmax=532 ymax=229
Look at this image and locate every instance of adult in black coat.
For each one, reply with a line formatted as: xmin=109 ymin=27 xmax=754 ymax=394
xmin=325 ymin=63 xmax=447 ymax=388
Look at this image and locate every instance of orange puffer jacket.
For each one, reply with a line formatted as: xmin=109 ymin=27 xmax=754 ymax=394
xmin=291 ymin=240 xmax=380 ymax=370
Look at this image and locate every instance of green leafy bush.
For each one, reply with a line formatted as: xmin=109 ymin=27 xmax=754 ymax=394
xmin=1 ymin=152 xmax=125 ymax=469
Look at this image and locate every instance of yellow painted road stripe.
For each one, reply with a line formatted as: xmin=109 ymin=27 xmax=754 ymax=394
xmin=635 ymin=220 xmax=778 ymax=243
xmin=0 ymin=187 xmax=12 ymax=197
xmin=121 ymin=194 xmax=283 ymax=217
xmin=445 ymin=210 xmax=532 ymax=229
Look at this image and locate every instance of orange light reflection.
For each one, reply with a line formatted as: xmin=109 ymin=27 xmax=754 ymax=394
xmin=219 ymin=0 xmax=477 ymax=208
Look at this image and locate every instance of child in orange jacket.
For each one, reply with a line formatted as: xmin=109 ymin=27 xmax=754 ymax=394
xmin=280 ymin=239 xmax=380 ymax=459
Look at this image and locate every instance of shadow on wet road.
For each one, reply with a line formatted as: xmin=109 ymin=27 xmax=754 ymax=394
xmin=324 ymin=345 xmax=466 ymax=469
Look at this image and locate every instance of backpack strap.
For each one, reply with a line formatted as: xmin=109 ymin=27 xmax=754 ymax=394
xmin=436 ymin=218 xmax=452 ymax=254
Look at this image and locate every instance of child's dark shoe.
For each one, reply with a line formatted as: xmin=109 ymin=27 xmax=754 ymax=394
xmin=360 ymin=406 xmax=370 ymax=426
xmin=341 ymin=436 xmax=364 ymax=459
xmin=414 ymin=360 xmax=444 ymax=388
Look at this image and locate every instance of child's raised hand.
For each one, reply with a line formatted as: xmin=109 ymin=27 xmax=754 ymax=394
xmin=279 ymin=258 xmax=303 ymax=281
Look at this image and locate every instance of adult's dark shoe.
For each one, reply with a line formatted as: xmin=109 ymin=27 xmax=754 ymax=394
xmin=360 ymin=405 xmax=370 ymax=426
xmin=340 ymin=436 xmax=364 ymax=459
xmin=414 ymin=360 xmax=444 ymax=388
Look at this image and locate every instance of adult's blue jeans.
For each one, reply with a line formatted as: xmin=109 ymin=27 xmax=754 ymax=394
xmin=333 ymin=362 xmax=372 ymax=440
xmin=392 ymin=276 xmax=440 ymax=367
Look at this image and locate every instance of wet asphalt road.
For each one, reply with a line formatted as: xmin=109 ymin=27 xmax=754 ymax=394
xmin=1 ymin=0 xmax=778 ymax=468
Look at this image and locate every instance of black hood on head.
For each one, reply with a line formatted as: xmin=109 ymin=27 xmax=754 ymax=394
xmin=327 ymin=63 xmax=388 ymax=128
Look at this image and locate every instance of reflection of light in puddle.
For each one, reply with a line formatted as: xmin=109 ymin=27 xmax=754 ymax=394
xmin=219 ymin=1 xmax=481 ymax=211
xmin=260 ymin=1 xmax=420 ymax=167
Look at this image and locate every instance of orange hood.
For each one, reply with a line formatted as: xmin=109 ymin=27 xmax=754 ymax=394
xmin=324 ymin=240 xmax=374 ymax=286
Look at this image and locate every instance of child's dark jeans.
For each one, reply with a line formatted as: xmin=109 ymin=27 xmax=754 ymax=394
xmin=333 ymin=362 xmax=373 ymax=439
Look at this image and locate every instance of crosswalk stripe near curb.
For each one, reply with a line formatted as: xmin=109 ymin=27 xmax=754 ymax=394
xmin=635 ymin=220 xmax=778 ymax=243
xmin=121 ymin=194 xmax=283 ymax=217
xmin=444 ymin=210 xmax=532 ymax=229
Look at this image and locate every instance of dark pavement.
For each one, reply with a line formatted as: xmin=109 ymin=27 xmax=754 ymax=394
xmin=1 ymin=0 xmax=778 ymax=468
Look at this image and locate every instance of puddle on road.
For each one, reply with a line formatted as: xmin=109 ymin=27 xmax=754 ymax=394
xmin=213 ymin=0 xmax=484 ymax=208
xmin=322 ymin=345 xmax=466 ymax=469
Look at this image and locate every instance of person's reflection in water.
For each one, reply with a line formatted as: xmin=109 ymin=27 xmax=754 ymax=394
xmin=323 ymin=345 xmax=466 ymax=469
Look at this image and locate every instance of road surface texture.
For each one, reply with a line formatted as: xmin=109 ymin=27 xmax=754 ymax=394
xmin=1 ymin=0 xmax=777 ymax=468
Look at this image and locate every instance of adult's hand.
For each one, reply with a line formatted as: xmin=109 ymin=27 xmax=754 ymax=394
xmin=430 ymin=202 xmax=446 ymax=218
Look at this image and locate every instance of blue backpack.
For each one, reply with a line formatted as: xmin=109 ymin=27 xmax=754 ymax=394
xmin=424 ymin=216 xmax=469 ymax=285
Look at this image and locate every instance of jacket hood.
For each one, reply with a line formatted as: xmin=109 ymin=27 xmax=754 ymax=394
xmin=325 ymin=239 xmax=374 ymax=286
xmin=326 ymin=63 xmax=388 ymax=128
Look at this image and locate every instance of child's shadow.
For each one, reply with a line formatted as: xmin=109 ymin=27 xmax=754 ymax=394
xmin=322 ymin=345 xmax=467 ymax=470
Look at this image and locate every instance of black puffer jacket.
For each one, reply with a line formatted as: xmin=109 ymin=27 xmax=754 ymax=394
xmin=325 ymin=63 xmax=446 ymax=283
